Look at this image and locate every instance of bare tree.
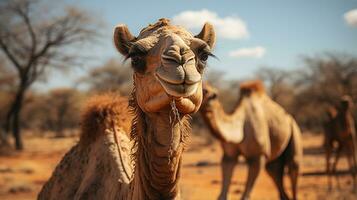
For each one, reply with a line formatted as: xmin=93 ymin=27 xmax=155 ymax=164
xmin=255 ymin=67 xmax=296 ymax=114
xmin=0 ymin=59 xmax=16 ymax=146
xmin=79 ymin=59 xmax=133 ymax=96
xmin=20 ymin=88 xmax=84 ymax=136
xmin=47 ymin=88 xmax=83 ymax=137
xmin=298 ymin=53 xmax=357 ymax=103
xmin=293 ymin=53 xmax=357 ymax=130
xmin=0 ymin=0 xmax=99 ymax=149
xmin=256 ymin=67 xmax=291 ymax=101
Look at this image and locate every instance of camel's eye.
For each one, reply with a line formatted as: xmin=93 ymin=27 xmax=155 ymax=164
xmin=131 ymin=56 xmax=140 ymax=66
xmin=198 ymin=47 xmax=211 ymax=63
xmin=197 ymin=50 xmax=211 ymax=73
xmin=130 ymin=54 xmax=146 ymax=73
xmin=128 ymin=43 xmax=148 ymax=73
xmin=200 ymin=52 xmax=209 ymax=62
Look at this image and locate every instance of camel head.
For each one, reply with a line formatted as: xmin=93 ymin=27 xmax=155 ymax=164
xmin=201 ymin=82 xmax=219 ymax=112
xmin=114 ymin=18 xmax=216 ymax=114
xmin=340 ymin=95 xmax=353 ymax=112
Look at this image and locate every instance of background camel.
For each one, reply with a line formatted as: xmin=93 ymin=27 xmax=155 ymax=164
xmin=38 ymin=18 xmax=216 ymax=200
xmin=324 ymin=95 xmax=357 ymax=190
xmin=199 ymin=81 xmax=302 ymax=200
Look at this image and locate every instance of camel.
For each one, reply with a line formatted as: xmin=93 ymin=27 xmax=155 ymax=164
xmin=199 ymin=81 xmax=302 ymax=200
xmin=324 ymin=95 xmax=357 ymax=191
xmin=38 ymin=18 xmax=216 ymax=200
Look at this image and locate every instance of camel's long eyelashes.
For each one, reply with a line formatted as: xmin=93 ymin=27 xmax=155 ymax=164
xmin=196 ymin=49 xmax=216 ymax=73
xmin=129 ymin=55 xmax=146 ymax=74
xmin=127 ymin=54 xmax=147 ymax=74
xmin=195 ymin=43 xmax=216 ymax=61
xmin=208 ymin=52 xmax=218 ymax=60
xmin=127 ymin=43 xmax=148 ymax=57
xmin=199 ymin=51 xmax=216 ymax=62
xmin=190 ymin=39 xmax=217 ymax=60
xmin=125 ymin=44 xmax=148 ymax=73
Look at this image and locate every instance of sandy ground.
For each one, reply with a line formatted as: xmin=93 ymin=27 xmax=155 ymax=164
xmin=0 ymin=133 xmax=356 ymax=200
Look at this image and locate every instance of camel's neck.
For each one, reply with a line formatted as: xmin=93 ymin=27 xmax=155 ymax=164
xmin=337 ymin=108 xmax=354 ymax=131
xmin=130 ymin=109 xmax=188 ymax=200
xmin=339 ymin=108 xmax=352 ymax=119
xmin=200 ymin=98 xmax=245 ymax=143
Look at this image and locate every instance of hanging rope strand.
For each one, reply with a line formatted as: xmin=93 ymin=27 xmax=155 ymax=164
xmin=168 ymin=100 xmax=182 ymax=164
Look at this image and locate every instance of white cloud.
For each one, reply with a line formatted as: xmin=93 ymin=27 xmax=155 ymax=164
xmin=229 ymin=46 xmax=266 ymax=58
xmin=172 ymin=9 xmax=249 ymax=39
xmin=344 ymin=9 xmax=357 ymax=27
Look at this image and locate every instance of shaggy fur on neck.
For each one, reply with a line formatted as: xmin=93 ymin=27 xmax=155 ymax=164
xmin=76 ymin=85 xmax=191 ymax=199
xmin=128 ymin=86 xmax=191 ymax=199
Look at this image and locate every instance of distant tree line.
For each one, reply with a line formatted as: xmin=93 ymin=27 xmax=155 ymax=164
xmin=258 ymin=53 xmax=357 ymax=131
xmin=0 ymin=1 xmax=356 ymax=151
xmin=201 ymin=53 xmax=357 ymax=132
xmin=0 ymin=58 xmax=133 ymax=143
xmin=1 ymin=50 xmax=356 ymax=150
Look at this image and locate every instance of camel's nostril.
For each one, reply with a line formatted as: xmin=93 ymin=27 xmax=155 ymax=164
xmin=180 ymin=47 xmax=190 ymax=57
xmin=162 ymin=51 xmax=181 ymax=64
xmin=156 ymin=65 xmax=185 ymax=85
xmin=163 ymin=44 xmax=192 ymax=65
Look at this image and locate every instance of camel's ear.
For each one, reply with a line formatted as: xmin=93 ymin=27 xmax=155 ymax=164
xmin=195 ymin=23 xmax=216 ymax=49
xmin=114 ymin=24 xmax=136 ymax=56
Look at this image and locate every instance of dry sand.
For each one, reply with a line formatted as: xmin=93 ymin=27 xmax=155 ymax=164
xmin=0 ymin=133 xmax=356 ymax=200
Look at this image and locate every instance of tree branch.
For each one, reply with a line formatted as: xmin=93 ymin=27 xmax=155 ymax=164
xmin=0 ymin=39 xmax=23 ymax=72
xmin=11 ymin=2 xmax=37 ymax=61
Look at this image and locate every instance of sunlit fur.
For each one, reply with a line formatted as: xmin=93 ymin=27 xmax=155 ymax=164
xmin=39 ymin=18 xmax=215 ymax=200
xmin=79 ymin=93 xmax=132 ymax=146
xmin=239 ymin=80 xmax=265 ymax=97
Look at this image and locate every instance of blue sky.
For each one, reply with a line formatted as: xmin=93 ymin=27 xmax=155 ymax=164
xmin=39 ymin=0 xmax=357 ymax=90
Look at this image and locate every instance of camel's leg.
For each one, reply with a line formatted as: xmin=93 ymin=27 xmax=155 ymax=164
xmin=332 ymin=146 xmax=342 ymax=190
xmin=240 ymin=156 xmax=265 ymax=200
xmin=324 ymin=136 xmax=334 ymax=191
xmin=348 ymin=116 xmax=357 ymax=191
xmin=351 ymin=140 xmax=357 ymax=190
xmin=266 ymin=157 xmax=289 ymax=200
xmin=218 ymin=143 xmax=239 ymax=200
xmin=218 ymin=154 xmax=238 ymax=200
xmin=352 ymin=150 xmax=357 ymax=191
xmin=288 ymin=159 xmax=299 ymax=200
xmin=287 ymin=158 xmax=300 ymax=199
xmin=325 ymin=144 xmax=333 ymax=191
xmin=346 ymin=145 xmax=357 ymax=190
xmin=287 ymin=123 xmax=302 ymax=200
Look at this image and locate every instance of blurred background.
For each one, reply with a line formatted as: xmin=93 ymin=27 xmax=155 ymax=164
xmin=0 ymin=0 xmax=356 ymax=199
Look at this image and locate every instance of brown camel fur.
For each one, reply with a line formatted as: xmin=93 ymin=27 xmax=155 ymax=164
xmin=199 ymin=81 xmax=302 ymax=200
xmin=38 ymin=18 xmax=216 ymax=200
xmin=324 ymin=95 xmax=357 ymax=191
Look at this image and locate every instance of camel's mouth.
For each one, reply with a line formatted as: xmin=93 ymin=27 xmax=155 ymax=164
xmin=155 ymin=57 xmax=202 ymax=98
xmin=156 ymin=72 xmax=201 ymax=98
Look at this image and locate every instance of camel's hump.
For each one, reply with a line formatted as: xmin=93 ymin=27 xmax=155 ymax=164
xmin=80 ymin=93 xmax=133 ymax=145
xmin=240 ymin=80 xmax=265 ymax=96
